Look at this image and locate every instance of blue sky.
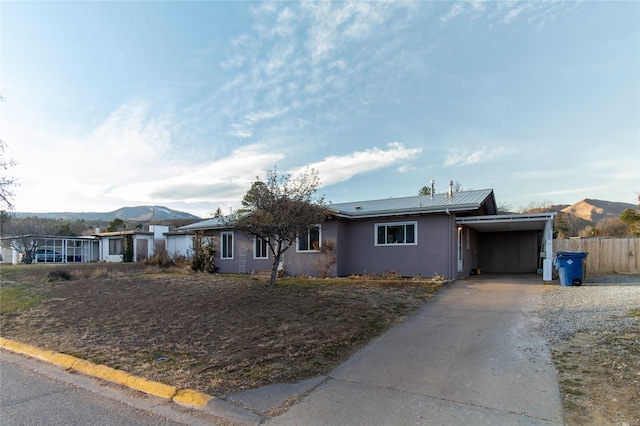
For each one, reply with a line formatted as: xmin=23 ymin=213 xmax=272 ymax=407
xmin=2 ymin=1 xmax=638 ymax=218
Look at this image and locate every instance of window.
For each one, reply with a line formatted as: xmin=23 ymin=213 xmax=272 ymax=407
xmin=109 ymin=238 xmax=124 ymax=255
xmin=221 ymin=232 xmax=233 ymax=259
xmin=254 ymin=237 xmax=268 ymax=259
xmin=375 ymin=222 xmax=417 ymax=246
xmin=298 ymin=225 xmax=321 ymax=252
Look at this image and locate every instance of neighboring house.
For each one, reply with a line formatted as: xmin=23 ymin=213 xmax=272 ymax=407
xmin=2 ymin=235 xmax=101 ymax=264
xmin=3 ymin=225 xmax=194 ymax=264
xmin=92 ymin=225 xmax=194 ymax=262
xmin=179 ymin=188 xmax=557 ymax=281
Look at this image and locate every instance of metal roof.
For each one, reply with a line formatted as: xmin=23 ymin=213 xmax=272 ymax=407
xmin=178 ymin=189 xmax=497 ymax=231
xmin=329 ymin=189 xmax=496 ymax=218
xmin=178 ymin=216 xmax=227 ymax=231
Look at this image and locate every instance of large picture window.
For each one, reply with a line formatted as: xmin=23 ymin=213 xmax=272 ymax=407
xmin=298 ymin=225 xmax=321 ymax=252
xmin=221 ymin=232 xmax=234 ymax=259
xmin=254 ymin=237 xmax=268 ymax=259
xmin=375 ymin=222 xmax=417 ymax=246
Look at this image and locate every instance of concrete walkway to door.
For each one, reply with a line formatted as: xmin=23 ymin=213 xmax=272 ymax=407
xmin=266 ymin=275 xmax=563 ymax=425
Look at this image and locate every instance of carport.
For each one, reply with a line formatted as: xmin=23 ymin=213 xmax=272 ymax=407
xmin=456 ymin=213 xmax=556 ymax=280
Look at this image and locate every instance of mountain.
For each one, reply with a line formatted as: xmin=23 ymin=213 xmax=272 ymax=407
xmin=560 ymin=199 xmax=637 ymax=223
xmin=14 ymin=206 xmax=200 ymax=222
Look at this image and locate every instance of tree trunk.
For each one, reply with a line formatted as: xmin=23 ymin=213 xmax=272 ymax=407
xmin=270 ymin=254 xmax=280 ymax=286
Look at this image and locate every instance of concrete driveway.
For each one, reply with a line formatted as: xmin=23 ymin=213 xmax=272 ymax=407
xmin=267 ymin=275 xmax=563 ymax=425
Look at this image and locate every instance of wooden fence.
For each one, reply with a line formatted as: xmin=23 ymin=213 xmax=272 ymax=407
xmin=553 ymin=238 xmax=640 ymax=274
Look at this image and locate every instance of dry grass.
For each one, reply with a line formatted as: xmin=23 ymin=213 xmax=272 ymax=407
xmin=0 ymin=263 xmax=442 ymax=397
xmin=552 ymin=328 xmax=640 ymax=425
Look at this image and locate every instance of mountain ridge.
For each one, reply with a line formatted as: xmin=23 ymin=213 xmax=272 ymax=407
xmin=559 ymin=199 xmax=637 ymax=223
xmin=13 ymin=206 xmax=201 ymax=222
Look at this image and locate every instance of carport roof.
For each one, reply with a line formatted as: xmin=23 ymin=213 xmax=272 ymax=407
xmin=456 ymin=212 xmax=557 ymax=232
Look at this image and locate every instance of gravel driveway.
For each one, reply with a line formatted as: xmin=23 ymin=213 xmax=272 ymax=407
xmin=538 ymin=275 xmax=640 ymax=345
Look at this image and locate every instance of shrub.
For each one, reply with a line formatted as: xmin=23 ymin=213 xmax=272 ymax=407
xmin=47 ymin=268 xmax=72 ymax=281
xmin=191 ymin=233 xmax=216 ymax=273
xmin=143 ymin=249 xmax=189 ymax=268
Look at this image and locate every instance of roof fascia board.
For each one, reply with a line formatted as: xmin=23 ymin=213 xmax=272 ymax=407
xmin=457 ymin=212 xmax=557 ymax=224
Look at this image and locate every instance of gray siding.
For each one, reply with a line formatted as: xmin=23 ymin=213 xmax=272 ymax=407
xmin=204 ymin=215 xmax=460 ymax=279
xmin=209 ymin=232 xmax=273 ymax=274
xmin=337 ymin=214 xmax=456 ymax=279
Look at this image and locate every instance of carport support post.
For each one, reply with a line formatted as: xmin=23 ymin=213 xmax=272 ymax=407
xmin=542 ymin=218 xmax=554 ymax=281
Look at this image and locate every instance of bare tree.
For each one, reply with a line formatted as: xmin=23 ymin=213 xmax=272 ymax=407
xmin=592 ymin=217 xmax=632 ymax=237
xmin=0 ymin=95 xmax=17 ymax=210
xmin=231 ymin=168 xmax=328 ymax=286
xmin=0 ymin=140 xmax=17 ymax=211
xmin=519 ymin=199 xmax=553 ymax=214
xmin=497 ymin=201 xmax=514 ymax=214
xmin=1 ymin=216 xmax=61 ymax=263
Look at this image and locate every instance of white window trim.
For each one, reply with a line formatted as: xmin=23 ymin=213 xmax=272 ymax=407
xmin=374 ymin=221 xmax=418 ymax=246
xmin=221 ymin=231 xmax=234 ymax=259
xmin=254 ymin=237 xmax=269 ymax=259
xmin=297 ymin=224 xmax=322 ymax=253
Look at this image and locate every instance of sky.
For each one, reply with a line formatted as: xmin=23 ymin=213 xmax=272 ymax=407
xmin=1 ymin=1 xmax=638 ymax=218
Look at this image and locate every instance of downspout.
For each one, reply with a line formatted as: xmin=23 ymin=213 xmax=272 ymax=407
xmin=446 ymin=208 xmax=454 ymax=279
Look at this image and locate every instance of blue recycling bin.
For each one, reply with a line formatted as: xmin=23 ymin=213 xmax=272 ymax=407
xmin=556 ymin=252 xmax=588 ymax=286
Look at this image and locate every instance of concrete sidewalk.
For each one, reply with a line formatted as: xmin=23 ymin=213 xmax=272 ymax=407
xmin=262 ymin=275 xmax=563 ymax=425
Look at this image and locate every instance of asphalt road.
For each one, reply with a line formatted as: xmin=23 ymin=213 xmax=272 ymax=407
xmin=0 ymin=351 xmax=217 ymax=426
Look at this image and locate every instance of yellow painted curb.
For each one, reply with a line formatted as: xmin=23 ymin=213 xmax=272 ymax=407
xmin=47 ymin=352 xmax=80 ymax=369
xmin=173 ymin=388 xmax=213 ymax=408
xmin=0 ymin=338 xmax=57 ymax=362
xmin=72 ymin=359 xmax=135 ymax=387
xmin=0 ymin=337 xmax=213 ymax=408
xmin=125 ymin=375 xmax=178 ymax=400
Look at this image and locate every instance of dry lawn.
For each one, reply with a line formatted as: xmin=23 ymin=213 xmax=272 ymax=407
xmin=2 ymin=263 xmax=638 ymax=425
xmin=552 ymin=327 xmax=640 ymax=426
xmin=0 ymin=263 xmax=441 ymax=398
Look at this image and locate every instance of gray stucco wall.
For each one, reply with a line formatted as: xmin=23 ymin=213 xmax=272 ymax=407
xmin=336 ymin=214 xmax=456 ymax=279
xmin=281 ymin=221 xmax=338 ymax=277
xmin=206 ymin=213 xmax=459 ymax=279
xmin=208 ymin=231 xmax=273 ymax=274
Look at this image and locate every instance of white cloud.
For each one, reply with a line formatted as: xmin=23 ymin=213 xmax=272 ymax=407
xmin=108 ymin=143 xmax=285 ymax=203
xmin=440 ymin=3 xmax=465 ymax=23
xmin=441 ymin=0 xmax=573 ymax=29
xmin=244 ymin=107 xmax=288 ymax=124
xmin=444 ymin=146 xmax=510 ymax=167
xmin=227 ymin=124 xmax=252 ymax=138
xmin=293 ymin=142 xmax=422 ymax=187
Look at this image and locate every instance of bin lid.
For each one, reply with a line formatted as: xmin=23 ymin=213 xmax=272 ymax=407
xmin=556 ymin=251 xmax=588 ymax=257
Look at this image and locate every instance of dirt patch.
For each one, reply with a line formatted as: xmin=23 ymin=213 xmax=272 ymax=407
xmin=552 ymin=328 xmax=640 ymax=426
xmin=0 ymin=264 xmax=441 ymax=398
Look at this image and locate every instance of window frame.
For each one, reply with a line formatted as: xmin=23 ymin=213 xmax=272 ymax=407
xmin=297 ymin=225 xmax=322 ymax=252
xmin=254 ymin=236 xmax=269 ymax=259
xmin=374 ymin=221 xmax=418 ymax=246
xmin=221 ymin=231 xmax=234 ymax=259
xmin=109 ymin=238 xmax=124 ymax=255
